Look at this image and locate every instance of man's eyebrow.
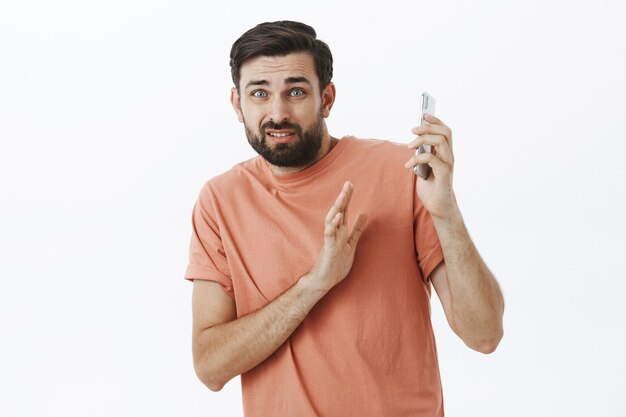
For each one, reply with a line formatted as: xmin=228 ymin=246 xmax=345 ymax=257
xmin=244 ymin=76 xmax=312 ymax=90
xmin=245 ymin=79 xmax=269 ymax=89
xmin=285 ymin=76 xmax=311 ymax=86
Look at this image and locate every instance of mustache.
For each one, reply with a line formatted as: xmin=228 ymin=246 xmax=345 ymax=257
xmin=262 ymin=121 xmax=302 ymax=132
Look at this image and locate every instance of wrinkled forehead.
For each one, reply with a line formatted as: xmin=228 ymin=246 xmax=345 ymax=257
xmin=239 ymin=52 xmax=319 ymax=89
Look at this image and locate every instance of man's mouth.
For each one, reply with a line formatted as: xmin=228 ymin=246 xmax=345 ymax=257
xmin=266 ymin=130 xmax=296 ymax=143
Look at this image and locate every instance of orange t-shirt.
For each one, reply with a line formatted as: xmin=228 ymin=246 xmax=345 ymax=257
xmin=186 ymin=136 xmax=445 ymax=416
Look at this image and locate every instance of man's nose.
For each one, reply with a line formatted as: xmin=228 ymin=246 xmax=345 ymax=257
xmin=267 ymin=96 xmax=290 ymax=123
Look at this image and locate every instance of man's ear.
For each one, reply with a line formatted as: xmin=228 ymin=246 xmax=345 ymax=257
xmin=230 ymin=87 xmax=244 ymax=123
xmin=321 ymin=82 xmax=336 ymax=118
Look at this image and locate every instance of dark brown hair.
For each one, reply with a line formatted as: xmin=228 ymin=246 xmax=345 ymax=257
xmin=229 ymin=21 xmax=333 ymax=93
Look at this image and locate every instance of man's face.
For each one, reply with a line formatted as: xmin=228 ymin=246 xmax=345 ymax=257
xmin=231 ymin=52 xmax=333 ymax=168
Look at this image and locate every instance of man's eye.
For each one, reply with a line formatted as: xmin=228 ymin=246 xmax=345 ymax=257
xmin=289 ymin=89 xmax=305 ymax=97
xmin=252 ymin=90 xmax=267 ymax=98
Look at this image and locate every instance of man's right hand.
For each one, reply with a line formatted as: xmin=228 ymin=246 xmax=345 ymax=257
xmin=192 ymin=182 xmax=367 ymax=392
xmin=306 ymin=181 xmax=368 ymax=293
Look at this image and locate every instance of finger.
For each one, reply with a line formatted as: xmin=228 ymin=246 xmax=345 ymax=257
xmin=407 ymin=134 xmax=446 ymax=151
xmin=325 ymin=182 xmax=350 ymax=224
xmin=324 ymin=212 xmax=343 ymax=237
xmin=412 ymin=152 xmax=453 ymax=180
xmin=405 ymin=136 xmax=454 ymax=167
xmin=423 ymin=113 xmax=450 ymax=130
xmin=343 ymin=184 xmax=356 ymax=226
xmin=410 ymin=117 xmax=453 ymax=149
xmin=418 ymin=135 xmax=454 ymax=165
xmin=347 ymin=213 xmax=368 ymax=247
xmin=325 ymin=181 xmax=353 ymax=225
xmin=403 ymin=153 xmax=425 ymax=171
xmin=410 ymin=124 xmax=452 ymax=146
xmin=403 ymin=152 xmax=451 ymax=176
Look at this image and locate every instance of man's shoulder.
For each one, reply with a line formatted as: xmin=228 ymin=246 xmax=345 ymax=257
xmin=343 ymin=135 xmax=413 ymax=162
xmin=199 ymin=156 xmax=264 ymax=197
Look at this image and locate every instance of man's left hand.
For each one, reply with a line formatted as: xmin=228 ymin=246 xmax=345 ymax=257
xmin=404 ymin=114 xmax=458 ymax=220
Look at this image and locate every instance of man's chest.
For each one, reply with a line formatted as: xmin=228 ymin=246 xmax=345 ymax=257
xmin=215 ymin=183 xmax=415 ymax=313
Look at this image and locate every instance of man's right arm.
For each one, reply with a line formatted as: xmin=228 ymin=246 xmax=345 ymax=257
xmin=192 ymin=274 xmax=325 ymax=391
xmin=191 ymin=181 xmax=367 ymax=392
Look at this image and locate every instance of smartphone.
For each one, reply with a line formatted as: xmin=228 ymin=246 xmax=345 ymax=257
xmin=413 ymin=91 xmax=436 ymax=179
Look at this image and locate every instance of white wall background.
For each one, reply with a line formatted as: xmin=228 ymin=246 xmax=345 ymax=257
xmin=1 ymin=0 xmax=625 ymax=416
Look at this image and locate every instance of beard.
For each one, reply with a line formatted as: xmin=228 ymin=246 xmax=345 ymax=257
xmin=244 ymin=111 xmax=325 ymax=168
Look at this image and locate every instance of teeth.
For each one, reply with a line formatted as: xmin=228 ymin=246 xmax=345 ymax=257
xmin=270 ymin=132 xmax=291 ymax=137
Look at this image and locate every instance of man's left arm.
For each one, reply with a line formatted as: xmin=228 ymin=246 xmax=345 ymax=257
xmin=405 ymin=113 xmax=505 ymax=354
xmin=429 ymin=219 xmax=504 ymax=354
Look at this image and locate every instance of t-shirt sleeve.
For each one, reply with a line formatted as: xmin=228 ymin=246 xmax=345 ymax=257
xmin=184 ymin=182 xmax=235 ymax=299
xmin=413 ymin=178 xmax=445 ymax=283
